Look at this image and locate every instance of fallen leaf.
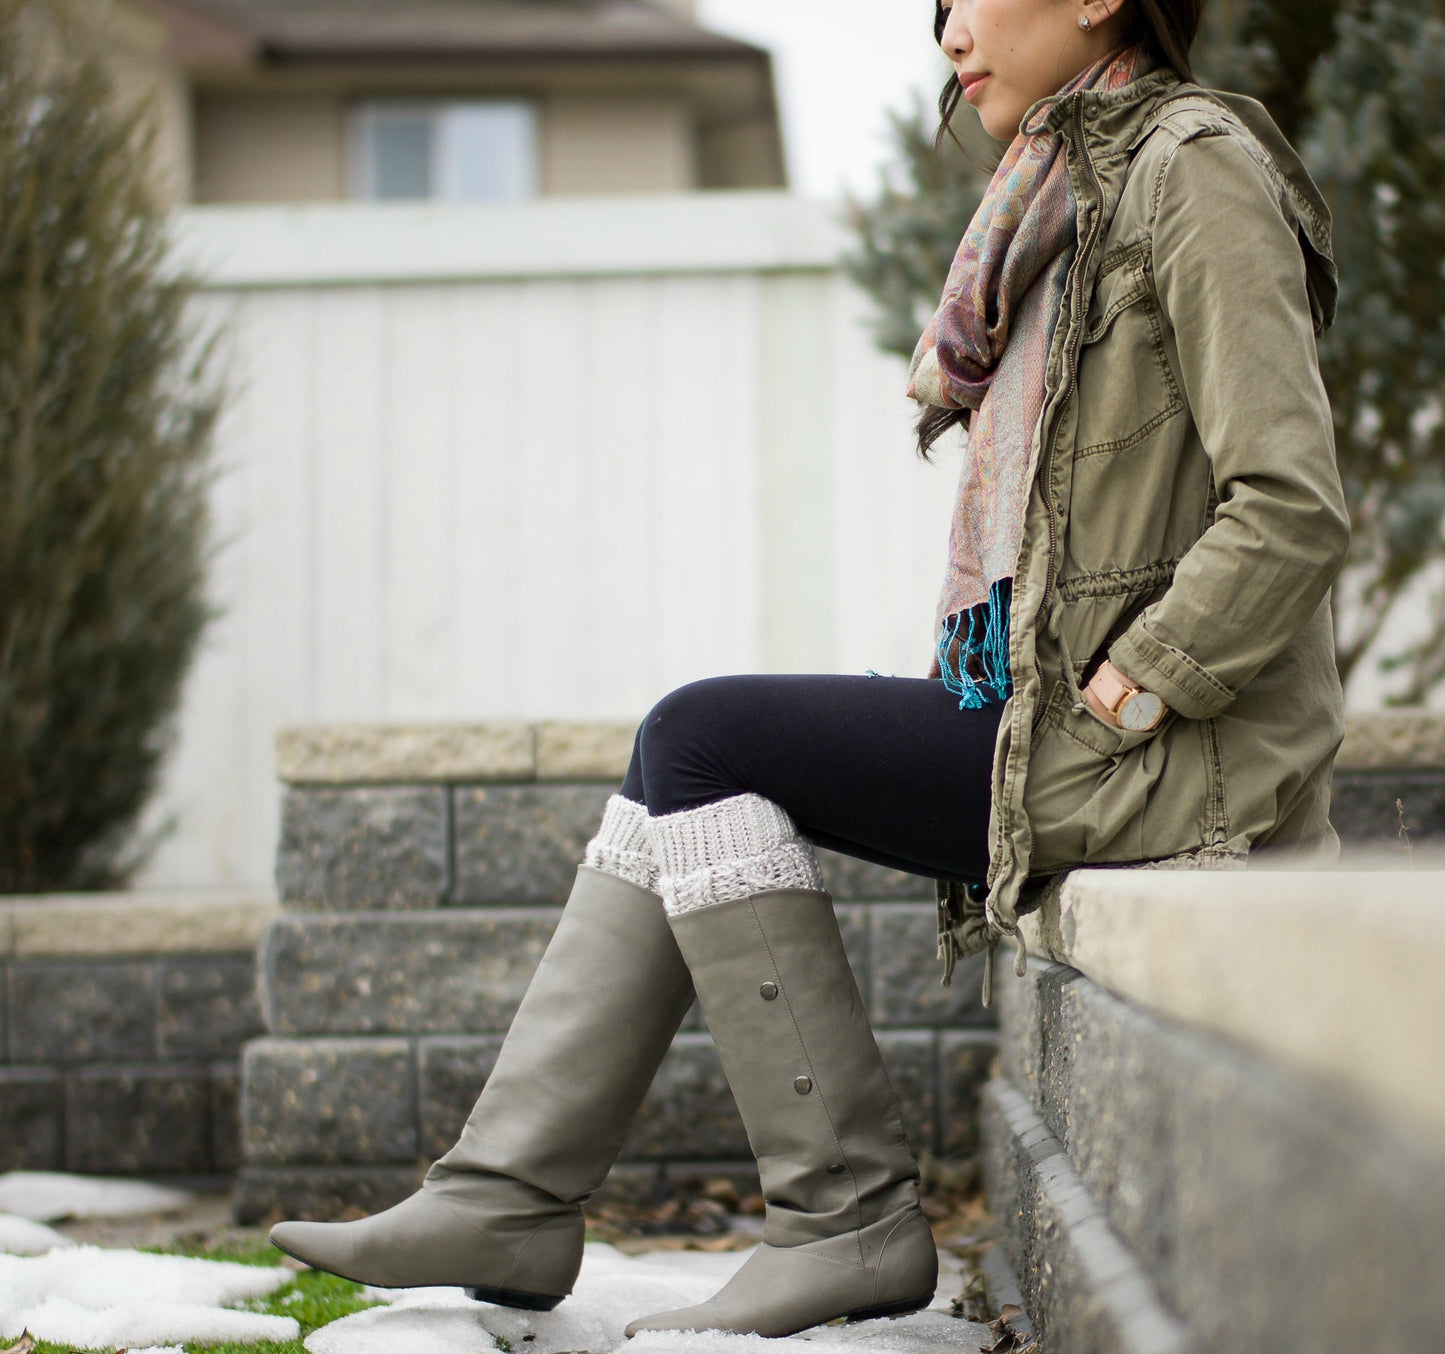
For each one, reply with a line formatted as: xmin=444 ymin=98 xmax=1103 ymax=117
xmin=686 ymin=1234 xmax=756 ymax=1252
xmin=952 ymin=1296 xmax=991 ymax=1322
xmin=697 ymin=1177 xmax=742 ymax=1207
xmin=2 ymin=1335 xmax=37 ymax=1354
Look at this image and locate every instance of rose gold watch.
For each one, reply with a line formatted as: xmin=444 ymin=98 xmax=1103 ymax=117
xmin=1088 ymin=660 xmax=1167 ymax=732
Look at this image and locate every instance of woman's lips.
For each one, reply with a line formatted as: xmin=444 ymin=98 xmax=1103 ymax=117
xmin=962 ymin=73 xmax=990 ymax=103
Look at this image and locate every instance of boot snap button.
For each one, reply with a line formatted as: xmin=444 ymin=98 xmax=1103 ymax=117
xmin=760 ymin=982 xmax=779 ymax=1000
xmin=793 ymin=1075 xmax=812 ymax=1094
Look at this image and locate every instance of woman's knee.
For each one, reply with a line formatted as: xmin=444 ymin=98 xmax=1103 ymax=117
xmin=637 ymin=677 xmax=747 ymax=812
xmin=644 ymin=676 xmax=750 ymax=748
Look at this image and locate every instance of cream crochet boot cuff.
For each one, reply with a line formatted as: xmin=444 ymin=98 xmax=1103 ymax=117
xmin=584 ymin=795 xmax=659 ymax=893
xmin=647 ymin=793 xmax=825 ymax=917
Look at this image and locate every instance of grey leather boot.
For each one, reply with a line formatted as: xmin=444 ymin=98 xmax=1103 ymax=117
xmin=269 ymin=866 xmax=694 ymax=1309
xmin=625 ymin=888 xmax=937 ymax=1338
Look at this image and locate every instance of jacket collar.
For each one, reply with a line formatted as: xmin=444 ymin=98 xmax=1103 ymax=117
xmin=1016 ymin=50 xmax=1338 ymax=333
xmin=1020 ymin=45 xmax=1179 ymax=146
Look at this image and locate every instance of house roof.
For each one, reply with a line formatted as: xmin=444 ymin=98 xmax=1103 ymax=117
xmin=146 ymin=0 xmax=769 ymax=67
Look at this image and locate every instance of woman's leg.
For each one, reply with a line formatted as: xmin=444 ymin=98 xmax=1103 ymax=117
xmin=269 ymin=799 xmax=694 ymax=1307
xmin=634 ymin=672 xmax=999 ymax=880
xmin=270 ymin=672 xmax=995 ymax=1322
xmin=624 ymin=674 xmax=998 ymax=1337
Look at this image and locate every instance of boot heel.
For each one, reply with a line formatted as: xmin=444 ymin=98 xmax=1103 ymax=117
xmin=466 ymin=1284 xmax=566 ymax=1312
xmin=844 ymin=1293 xmax=934 ymax=1323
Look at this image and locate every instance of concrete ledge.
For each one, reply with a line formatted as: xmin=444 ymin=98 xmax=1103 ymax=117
xmin=534 ymin=721 xmax=637 ymax=781
xmin=273 ymin=712 xmax=1445 ymax=786
xmin=275 ymin=720 xmax=642 ymax=786
xmin=1 ymin=891 xmax=280 ymax=958
xmin=982 ymin=1077 xmax=1191 ymax=1354
xmin=2 ymin=897 xmax=266 ymax=1176
xmin=276 ymin=724 xmax=535 ymax=785
xmin=1018 ymin=868 xmax=1445 ymax=1149
xmin=993 ymin=960 xmax=1445 ymax=1354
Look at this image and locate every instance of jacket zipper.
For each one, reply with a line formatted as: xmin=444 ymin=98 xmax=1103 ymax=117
xmin=1030 ymin=92 xmax=1104 ymax=732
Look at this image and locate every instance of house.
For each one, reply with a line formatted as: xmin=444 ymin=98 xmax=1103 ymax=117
xmin=98 ymin=0 xmax=787 ymax=206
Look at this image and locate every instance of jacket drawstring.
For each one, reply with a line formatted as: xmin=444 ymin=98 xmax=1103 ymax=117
xmin=979 ymin=930 xmax=1029 ymax=1010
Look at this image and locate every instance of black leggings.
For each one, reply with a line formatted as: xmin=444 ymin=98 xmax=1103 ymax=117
xmin=618 ymin=674 xmax=1000 ymax=885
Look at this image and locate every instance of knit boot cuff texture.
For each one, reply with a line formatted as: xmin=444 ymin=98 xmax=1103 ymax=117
xmin=584 ymin=794 xmax=659 ymax=893
xmin=647 ymin=793 xmax=825 ymax=916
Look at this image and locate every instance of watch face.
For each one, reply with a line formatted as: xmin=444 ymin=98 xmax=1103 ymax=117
xmin=1119 ymin=691 xmax=1165 ymax=732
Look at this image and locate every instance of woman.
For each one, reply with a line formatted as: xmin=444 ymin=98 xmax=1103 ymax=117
xmin=270 ymin=0 xmax=1348 ymax=1339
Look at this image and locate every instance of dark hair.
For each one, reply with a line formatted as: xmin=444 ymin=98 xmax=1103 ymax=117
xmin=916 ymin=0 xmax=1207 ymax=458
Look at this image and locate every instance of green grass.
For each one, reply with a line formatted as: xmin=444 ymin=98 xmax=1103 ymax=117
xmin=19 ymin=1238 xmax=387 ymax=1354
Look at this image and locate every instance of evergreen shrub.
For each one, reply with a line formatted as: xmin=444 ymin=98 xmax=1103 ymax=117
xmin=0 ymin=0 xmax=221 ymax=891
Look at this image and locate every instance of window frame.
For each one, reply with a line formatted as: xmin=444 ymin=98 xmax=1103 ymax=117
xmin=348 ymin=97 xmax=540 ymax=204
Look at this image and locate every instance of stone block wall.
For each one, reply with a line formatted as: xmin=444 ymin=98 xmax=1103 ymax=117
xmin=985 ymin=859 xmax=1445 ymax=1354
xmin=0 ymin=893 xmax=277 ymax=1178
xmin=237 ymin=712 xmax=1445 ymax=1222
xmin=236 ymin=722 xmax=998 ymax=1221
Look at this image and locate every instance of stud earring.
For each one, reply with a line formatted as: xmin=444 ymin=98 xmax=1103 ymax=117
xmin=1079 ymin=13 xmax=1092 ymax=30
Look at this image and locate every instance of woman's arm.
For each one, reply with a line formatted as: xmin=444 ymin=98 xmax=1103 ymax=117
xmin=1107 ymin=129 xmax=1350 ymax=720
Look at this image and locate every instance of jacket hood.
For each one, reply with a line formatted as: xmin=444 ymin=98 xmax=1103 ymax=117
xmin=1030 ymin=58 xmax=1341 ymax=336
xmin=1201 ymin=89 xmax=1338 ymax=335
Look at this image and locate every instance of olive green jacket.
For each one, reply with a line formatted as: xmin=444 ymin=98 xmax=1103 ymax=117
xmin=940 ymin=62 xmax=1350 ymax=976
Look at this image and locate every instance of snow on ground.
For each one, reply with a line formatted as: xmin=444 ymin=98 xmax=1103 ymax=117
xmin=310 ymin=1243 xmax=991 ymax=1354
xmin=0 ymin=1213 xmax=74 ymax=1255
xmin=0 ymin=1171 xmax=192 ymax=1222
xmin=0 ymin=1171 xmax=991 ymax=1354
xmin=0 ymin=1245 xmax=299 ymax=1349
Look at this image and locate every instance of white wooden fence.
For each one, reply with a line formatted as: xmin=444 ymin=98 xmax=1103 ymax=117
xmin=141 ymin=192 xmax=960 ymax=888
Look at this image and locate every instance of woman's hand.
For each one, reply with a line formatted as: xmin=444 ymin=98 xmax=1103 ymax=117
xmin=1083 ymin=660 xmax=1167 ymax=730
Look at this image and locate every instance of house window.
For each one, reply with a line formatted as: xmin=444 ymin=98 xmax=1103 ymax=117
xmin=352 ymin=101 xmax=538 ymax=202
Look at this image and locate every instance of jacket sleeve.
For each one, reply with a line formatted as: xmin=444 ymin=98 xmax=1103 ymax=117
xmin=1107 ymin=129 xmax=1350 ymax=721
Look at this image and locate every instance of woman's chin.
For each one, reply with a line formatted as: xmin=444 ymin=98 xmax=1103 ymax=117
xmin=976 ymin=106 xmax=1020 ymax=142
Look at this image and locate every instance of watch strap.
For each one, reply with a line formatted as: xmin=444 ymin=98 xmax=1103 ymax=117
xmin=1090 ymin=662 xmax=1166 ymax=730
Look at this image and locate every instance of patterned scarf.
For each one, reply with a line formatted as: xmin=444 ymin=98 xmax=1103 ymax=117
xmin=907 ymin=47 xmax=1140 ymax=708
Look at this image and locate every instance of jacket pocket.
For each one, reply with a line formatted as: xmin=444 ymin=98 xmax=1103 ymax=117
xmin=1024 ymin=681 xmax=1181 ymax=870
xmin=1037 ymin=676 xmax=1174 ymax=754
xmin=1074 ymin=249 xmax=1184 ymax=459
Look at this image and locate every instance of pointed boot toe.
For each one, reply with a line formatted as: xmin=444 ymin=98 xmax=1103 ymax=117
xmin=269 ymin=1218 xmax=343 ymax=1270
xmin=265 ymin=868 xmax=694 ymax=1310
xmin=267 ymin=1187 xmax=580 ymax=1303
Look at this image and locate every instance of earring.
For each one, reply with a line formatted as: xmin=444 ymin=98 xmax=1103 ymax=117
xmin=1078 ymin=13 xmax=1092 ymax=30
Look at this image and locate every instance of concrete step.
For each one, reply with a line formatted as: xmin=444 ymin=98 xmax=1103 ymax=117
xmin=988 ymin=867 xmax=1445 ymax=1354
xmin=1018 ymin=867 xmax=1445 ymax=1146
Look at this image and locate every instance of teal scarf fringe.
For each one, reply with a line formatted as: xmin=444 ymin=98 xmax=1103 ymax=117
xmin=937 ymin=577 xmax=1013 ymax=709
